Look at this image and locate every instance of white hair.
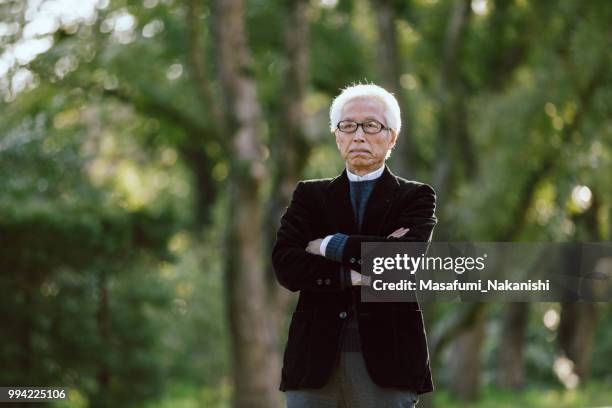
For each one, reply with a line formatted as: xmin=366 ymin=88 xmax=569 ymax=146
xmin=329 ymin=83 xmax=401 ymax=135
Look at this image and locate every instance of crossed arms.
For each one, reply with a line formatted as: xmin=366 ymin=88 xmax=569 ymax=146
xmin=272 ymin=181 xmax=437 ymax=293
xmin=304 ymin=228 xmax=410 ymax=286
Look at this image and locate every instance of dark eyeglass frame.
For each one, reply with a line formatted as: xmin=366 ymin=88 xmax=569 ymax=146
xmin=336 ymin=120 xmax=391 ymax=134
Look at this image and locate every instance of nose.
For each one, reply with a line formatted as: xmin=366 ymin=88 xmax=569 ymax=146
xmin=351 ymin=127 xmax=366 ymax=142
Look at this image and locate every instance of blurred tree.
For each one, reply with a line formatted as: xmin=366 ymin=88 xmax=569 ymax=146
xmin=211 ymin=0 xmax=280 ymax=407
xmin=371 ymin=0 xmax=421 ymax=177
xmin=0 ymin=107 xmax=176 ymax=407
xmin=264 ymin=0 xmax=312 ymax=379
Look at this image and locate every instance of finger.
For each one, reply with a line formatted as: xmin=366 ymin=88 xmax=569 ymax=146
xmin=388 ymin=227 xmax=410 ymax=238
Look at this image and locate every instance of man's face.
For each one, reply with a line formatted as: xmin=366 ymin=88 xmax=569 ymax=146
xmin=334 ymin=97 xmax=397 ymax=174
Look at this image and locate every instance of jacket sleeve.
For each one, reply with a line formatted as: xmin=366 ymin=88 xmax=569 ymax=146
xmin=272 ymin=181 xmax=350 ymax=292
xmin=337 ymin=183 xmax=438 ymax=273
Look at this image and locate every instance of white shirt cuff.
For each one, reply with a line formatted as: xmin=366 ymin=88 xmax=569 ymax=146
xmin=320 ymin=235 xmax=334 ymax=257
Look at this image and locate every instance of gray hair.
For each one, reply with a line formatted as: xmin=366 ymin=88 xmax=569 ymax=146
xmin=329 ymin=83 xmax=401 ymax=135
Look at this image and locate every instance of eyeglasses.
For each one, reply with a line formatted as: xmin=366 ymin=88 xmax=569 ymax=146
xmin=336 ymin=120 xmax=391 ymax=134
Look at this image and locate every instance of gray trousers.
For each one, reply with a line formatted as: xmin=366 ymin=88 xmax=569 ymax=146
xmin=284 ymin=351 xmax=419 ymax=408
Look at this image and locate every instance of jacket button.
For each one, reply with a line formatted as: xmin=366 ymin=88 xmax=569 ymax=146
xmin=339 ymin=311 xmax=347 ymax=319
xmin=316 ymin=278 xmax=323 ymax=285
xmin=350 ymin=257 xmax=356 ymax=263
xmin=325 ymin=278 xmax=331 ymax=285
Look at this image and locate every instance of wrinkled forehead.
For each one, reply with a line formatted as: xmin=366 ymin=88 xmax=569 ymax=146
xmin=340 ymin=96 xmax=386 ymax=122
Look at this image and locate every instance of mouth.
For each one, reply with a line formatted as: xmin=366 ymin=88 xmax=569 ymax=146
xmin=350 ymin=149 xmax=370 ymax=154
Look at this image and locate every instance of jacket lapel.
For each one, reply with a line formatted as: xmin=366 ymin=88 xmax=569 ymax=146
xmin=323 ymin=168 xmax=358 ymax=234
xmin=323 ymin=165 xmax=400 ymax=235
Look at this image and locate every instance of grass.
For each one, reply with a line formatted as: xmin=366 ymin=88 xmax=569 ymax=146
xmin=51 ymin=380 xmax=612 ymax=407
xmin=433 ymin=382 xmax=612 ymax=408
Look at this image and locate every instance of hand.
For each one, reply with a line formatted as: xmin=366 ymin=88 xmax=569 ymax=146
xmin=350 ymin=270 xmax=371 ymax=286
xmin=387 ymin=227 xmax=410 ymax=238
xmin=305 ymin=238 xmax=324 ymax=256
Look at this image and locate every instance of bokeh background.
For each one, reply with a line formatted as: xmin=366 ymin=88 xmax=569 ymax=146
xmin=1 ymin=0 xmax=611 ymax=407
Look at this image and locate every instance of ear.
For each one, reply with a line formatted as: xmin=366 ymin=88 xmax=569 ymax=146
xmin=389 ymin=129 xmax=398 ymax=148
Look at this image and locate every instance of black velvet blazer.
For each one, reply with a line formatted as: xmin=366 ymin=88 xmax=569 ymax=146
xmin=272 ymin=164 xmax=437 ymax=394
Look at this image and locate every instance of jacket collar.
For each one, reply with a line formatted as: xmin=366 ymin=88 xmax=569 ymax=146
xmin=324 ymin=164 xmax=400 ymax=235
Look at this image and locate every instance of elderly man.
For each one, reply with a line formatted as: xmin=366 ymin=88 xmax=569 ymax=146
xmin=272 ymin=84 xmax=437 ymax=408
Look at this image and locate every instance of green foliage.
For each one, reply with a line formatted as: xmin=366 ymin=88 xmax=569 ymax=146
xmin=0 ymin=80 xmax=178 ymax=406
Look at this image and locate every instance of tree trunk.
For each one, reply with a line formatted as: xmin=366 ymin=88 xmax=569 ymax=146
xmin=434 ymin=0 xmax=474 ymax=200
xmin=94 ymin=269 xmax=111 ymax=408
xmin=496 ymin=302 xmax=528 ymax=389
xmin=435 ymin=2 xmax=483 ymax=400
xmin=558 ymin=190 xmax=604 ymax=383
xmin=183 ymin=0 xmax=222 ymax=229
xmin=446 ymin=305 xmax=486 ymax=400
xmin=181 ymin=144 xmax=217 ymax=229
xmin=418 ymin=306 xmax=437 ymax=408
xmin=186 ymin=0 xmax=224 ymax=132
xmin=372 ymin=0 xmax=420 ymax=177
xmin=265 ymin=0 xmax=311 ymax=283
xmin=558 ymin=302 xmax=598 ymax=383
xmin=265 ymin=0 xmax=312 ymax=364
xmin=213 ymin=0 xmax=281 ymax=407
